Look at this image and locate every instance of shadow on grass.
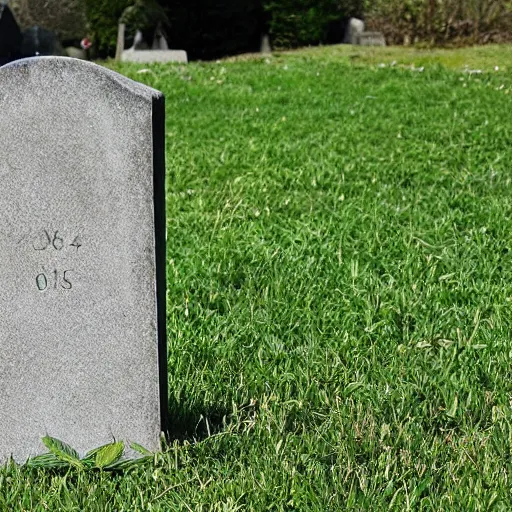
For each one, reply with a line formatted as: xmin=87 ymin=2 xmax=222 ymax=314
xmin=165 ymin=398 xmax=230 ymax=442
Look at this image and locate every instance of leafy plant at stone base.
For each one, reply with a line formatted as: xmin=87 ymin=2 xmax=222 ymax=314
xmin=25 ymin=436 xmax=154 ymax=471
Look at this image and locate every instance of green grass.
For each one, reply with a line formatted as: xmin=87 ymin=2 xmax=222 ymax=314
xmin=259 ymin=43 xmax=512 ymax=72
xmin=4 ymin=45 xmax=512 ymax=510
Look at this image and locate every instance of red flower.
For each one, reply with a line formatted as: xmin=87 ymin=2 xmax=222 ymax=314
xmin=80 ymin=38 xmax=92 ymax=50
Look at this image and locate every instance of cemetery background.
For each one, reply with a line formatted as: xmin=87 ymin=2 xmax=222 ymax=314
xmin=4 ymin=0 xmax=512 ymax=61
xmin=1 ymin=44 xmax=512 ymax=508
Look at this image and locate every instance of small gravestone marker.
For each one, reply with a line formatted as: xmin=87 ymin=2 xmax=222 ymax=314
xmin=343 ymin=17 xmax=364 ymax=45
xmin=260 ymin=33 xmax=271 ymax=54
xmin=0 ymin=57 xmax=167 ymax=463
xmin=356 ymin=32 xmax=386 ymax=47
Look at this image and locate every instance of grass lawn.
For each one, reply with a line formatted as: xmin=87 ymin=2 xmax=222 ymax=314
xmin=263 ymin=43 xmax=512 ymax=72
xmin=3 ymin=45 xmax=512 ymax=510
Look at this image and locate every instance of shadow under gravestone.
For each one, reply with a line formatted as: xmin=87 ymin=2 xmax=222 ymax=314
xmin=0 ymin=57 xmax=167 ymax=463
xmin=167 ymin=396 xmax=232 ymax=442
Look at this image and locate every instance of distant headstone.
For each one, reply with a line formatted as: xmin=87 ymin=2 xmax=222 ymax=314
xmin=0 ymin=57 xmax=168 ymax=463
xmin=120 ymin=26 xmax=186 ymax=64
xmin=132 ymin=29 xmax=151 ymax=50
xmin=121 ymin=48 xmax=188 ymax=64
xmin=0 ymin=3 xmax=22 ymax=66
xmin=152 ymin=25 xmax=169 ymax=50
xmin=65 ymin=46 xmax=86 ymax=60
xmin=115 ymin=23 xmax=126 ymax=61
xmin=343 ymin=17 xmax=364 ymax=45
xmin=356 ymin=32 xmax=386 ymax=46
xmin=260 ymin=33 xmax=271 ymax=54
xmin=21 ymin=26 xmax=65 ymax=57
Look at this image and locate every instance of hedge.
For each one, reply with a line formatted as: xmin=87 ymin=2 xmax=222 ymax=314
xmin=162 ymin=0 xmax=263 ymax=60
xmin=264 ymin=0 xmax=362 ymax=49
xmin=84 ymin=0 xmax=362 ymax=60
xmin=364 ymin=0 xmax=512 ymax=45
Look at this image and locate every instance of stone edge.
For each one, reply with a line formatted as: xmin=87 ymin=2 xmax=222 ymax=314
xmin=0 ymin=56 xmax=163 ymax=101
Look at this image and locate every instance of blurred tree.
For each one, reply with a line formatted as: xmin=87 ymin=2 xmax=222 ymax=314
xmin=365 ymin=0 xmax=512 ymax=45
xmin=162 ymin=0 xmax=263 ymax=60
xmin=10 ymin=0 xmax=87 ymax=43
xmin=84 ymin=0 xmax=169 ymax=56
xmin=120 ymin=0 xmax=168 ymax=33
xmin=263 ymin=0 xmax=359 ymax=49
xmin=84 ymin=0 xmax=131 ymax=56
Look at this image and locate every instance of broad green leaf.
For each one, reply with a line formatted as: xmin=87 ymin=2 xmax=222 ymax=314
xmin=83 ymin=444 xmax=111 ymax=462
xmin=95 ymin=441 xmax=124 ymax=469
xmin=82 ymin=444 xmax=112 ymax=468
xmin=26 ymin=453 xmax=68 ymax=469
xmin=42 ymin=436 xmax=83 ymax=469
xmin=105 ymin=456 xmax=152 ymax=471
xmin=130 ymin=442 xmax=152 ymax=456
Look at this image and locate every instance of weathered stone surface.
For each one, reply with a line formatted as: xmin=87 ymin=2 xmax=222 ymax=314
xmin=121 ymin=49 xmax=188 ymax=63
xmin=0 ymin=57 xmax=167 ymax=463
xmin=9 ymin=0 xmax=86 ymax=41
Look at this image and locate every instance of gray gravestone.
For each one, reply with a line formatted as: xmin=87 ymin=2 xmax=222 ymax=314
xmin=121 ymin=49 xmax=188 ymax=64
xmin=343 ymin=17 xmax=364 ymax=45
xmin=356 ymin=32 xmax=386 ymax=46
xmin=0 ymin=57 xmax=167 ymax=463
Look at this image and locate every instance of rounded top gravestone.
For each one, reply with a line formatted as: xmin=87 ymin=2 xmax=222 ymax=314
xmin=0 ymin=57 xmax=167 ymax=463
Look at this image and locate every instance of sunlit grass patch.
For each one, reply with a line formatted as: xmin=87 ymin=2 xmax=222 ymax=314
xmin=4 ymin=45 xmax=512 ymax=510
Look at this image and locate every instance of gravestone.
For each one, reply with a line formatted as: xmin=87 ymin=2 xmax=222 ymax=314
xmin=260 ymin=33 xmax=271 ymax=54
xmin=343 ymin=17 xmax=364 ymax=45
xmin=356 ymin=32 xmax=386 ymax=47
xmin=121 ymin=48 xmax=188 ymax=64
xmin=121 ymin=28 xmax=188 ymax=63
xmin=0 ymin=57 xmax=167 ymax=463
